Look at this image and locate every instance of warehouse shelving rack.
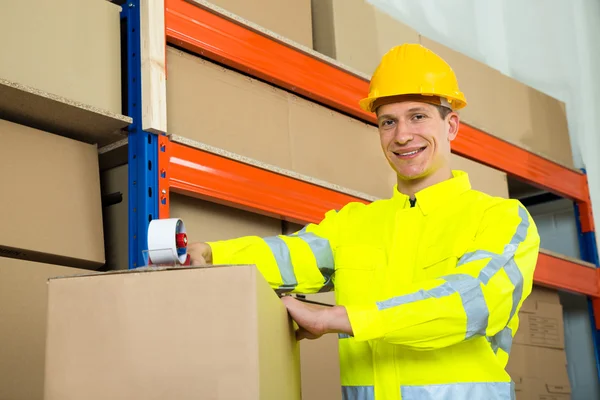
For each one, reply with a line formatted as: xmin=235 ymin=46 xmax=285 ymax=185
xmin=122 ymin=0 xmax=600 ymax=377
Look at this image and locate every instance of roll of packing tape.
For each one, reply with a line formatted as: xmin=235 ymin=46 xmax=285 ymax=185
xmin=147 ymin=218 xmax=190 ymax=265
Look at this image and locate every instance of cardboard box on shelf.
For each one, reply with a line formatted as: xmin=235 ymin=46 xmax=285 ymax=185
xmin=513 ymin=376 xmax=571 ymax=400
xmin=296 ymin=292 xmax=342 ymax=400
xmin=202 ymin=0 xmax=313 ymax=48
xmin=507 ymin=344 xmax=569 ymax=383
xmin=311 ymin=0 xmax=419 ymax=76
xmin=0 ymin=258 xmax=90 ymax=400
xmin=0 ymin=119 xmax=105 ymax=269
xmin=420 ymin=37 xmax=574 ymax=169
xmin=43 ymin=265 xmax=301 ymax=400
xmin=515 ymin=286 xmax=565 ymax=349
xmin=0 ymin=0 xmax=122 ymax=115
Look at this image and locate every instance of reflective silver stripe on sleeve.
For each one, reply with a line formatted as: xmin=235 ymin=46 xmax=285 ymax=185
xmin=338 ymin=333 xmax=352 ymax=339
xmin=263 ymin=236 xmax=297 ymax=293
xmin=400 ymin=382 xmax=514 ymax=400
xmin=289 ymin=226 xmax=335 ymax=291
xmin=375 ymin=205 xmax=530 ymax=340
xmin=297 ymin=232 xmax=335 ymax=280
xmin=490 ymin=326 xmax=513 ymax=354
xmin=376 ymin=274 xmax=488 ymax=338
xmin=342 ymin=386 xmax=374 ymax=400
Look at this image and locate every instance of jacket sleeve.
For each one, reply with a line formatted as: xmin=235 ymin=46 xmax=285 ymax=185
xmin=345 ymin=199 xmax=540 ymax=350
xmin=206 ymin=208 xmax=342 ymax=294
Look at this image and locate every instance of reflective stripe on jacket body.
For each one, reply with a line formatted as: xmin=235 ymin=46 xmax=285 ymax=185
xmin=208 ymin=170 xmax=540 ymax=400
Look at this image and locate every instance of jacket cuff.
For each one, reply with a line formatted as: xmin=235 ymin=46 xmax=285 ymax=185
xmin=205 ymin=241 xmax=231 ymax=265
xmin=345 ymin=303 xmax=386 ymax=342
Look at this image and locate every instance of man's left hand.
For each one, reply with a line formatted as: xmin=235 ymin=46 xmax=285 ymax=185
xmin=280 ymin=295 xmax=353 ymax=341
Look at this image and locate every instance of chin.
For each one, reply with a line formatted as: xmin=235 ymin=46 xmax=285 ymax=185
xmin=393 ymin=164 xmax=431 ymax=180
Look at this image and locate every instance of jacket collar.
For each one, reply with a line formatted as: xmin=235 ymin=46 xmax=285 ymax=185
xmin=392 ymin=170 xmax=472 ymax=215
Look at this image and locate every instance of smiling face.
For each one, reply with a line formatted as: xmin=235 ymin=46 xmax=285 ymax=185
xmin=376 ymin=100 xmax=459 ymax=182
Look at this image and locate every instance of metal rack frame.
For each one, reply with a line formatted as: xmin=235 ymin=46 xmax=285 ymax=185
xmin=124 ymin=0 xmax=600 ymax=378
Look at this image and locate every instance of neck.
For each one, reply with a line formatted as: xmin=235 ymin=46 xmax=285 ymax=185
xmin=397 ymin=166 xmax=453 ymax=198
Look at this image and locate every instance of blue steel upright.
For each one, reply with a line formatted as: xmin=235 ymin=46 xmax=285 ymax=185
xmin=574 ymin=169 xmax=600 ymax=382
xmin=121 ymin=1 xmax=159 ymax=269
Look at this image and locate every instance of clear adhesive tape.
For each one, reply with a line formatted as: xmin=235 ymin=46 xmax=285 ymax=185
xmin=147 ymin=218 xmax=188 ymax=265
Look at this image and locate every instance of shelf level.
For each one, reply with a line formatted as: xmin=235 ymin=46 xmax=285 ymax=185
xmin=160 ymin=138 xmax=600 ymax=298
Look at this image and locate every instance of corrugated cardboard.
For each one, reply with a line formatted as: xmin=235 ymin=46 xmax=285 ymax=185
xmin=169 ymin=193 xmax=283 ymax=242
xmin=0 ymin=0 xmax=122 ymax=114
xmin=166 ymin=47 xmax=293 ymax=170
xmin=507 ymin=344 xmax=569 ymax=383
xmin=515 ymin=286 xmax=565 ymax=349
xmin=296 ymin=292 xmax=341 ymax=400
xmin=513 ymin=376 xmax=571 ymax=400
xmin=43 ymin=265 xmax=301 ymax=400
xmin=450 ymin=154 xmax=508 ymax=198
xmin=287 ymin=94 xmax=396 ymax=199
xmin=311 ymin=0 xmax=420 ymax=75
xmin=0 ymin=258 xmax=89 ymax=400
xmin=0 ymin=119 xmax=105 ymax=268
xmin=420 ymin=37 xmax=574 ymax=169
xmin=205 ymin=0 xmax=313 ymax=48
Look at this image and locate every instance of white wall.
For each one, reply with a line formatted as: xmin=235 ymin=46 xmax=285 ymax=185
xmin=367 ymin=0 xmax=600 ymax=251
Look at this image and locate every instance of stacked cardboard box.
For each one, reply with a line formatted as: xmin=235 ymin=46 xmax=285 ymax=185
xmin=0 ymin=258 xmax=90 ymax=400
xmin=205 ymin=0 xmax=313 ymax=48
xmin=42 ymin=265 xmax=302 ymax=400
xmin=507 ymin=286 xmax=572 ymax=399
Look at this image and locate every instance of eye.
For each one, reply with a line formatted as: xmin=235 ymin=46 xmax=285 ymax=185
xmin=380 ymin=119 xmax=395 ymax=128
xmin=412 ymin=113 xmax=427 ymax=121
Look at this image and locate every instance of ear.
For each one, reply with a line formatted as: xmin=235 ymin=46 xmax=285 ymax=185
xmin=447 ymin=112 xmax=460 ymax=141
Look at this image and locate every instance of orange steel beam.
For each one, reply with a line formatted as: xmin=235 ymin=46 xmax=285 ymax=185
xmin=164 ymin=0 xmax=593 ymax=231
xmin=167 ymin=141 xmax=370 ymax=225
xmin=534 ymin=252 xmax=600 ymax=298
xmin=165 ymin=139 xmax=600 ymax=299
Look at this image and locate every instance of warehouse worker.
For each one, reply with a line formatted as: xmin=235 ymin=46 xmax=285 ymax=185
xmin=188 ymin=43 xmax=540 ymax=400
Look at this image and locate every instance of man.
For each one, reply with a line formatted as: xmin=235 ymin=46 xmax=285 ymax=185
xmin=188 ymin=43 xmax=540 ymax=400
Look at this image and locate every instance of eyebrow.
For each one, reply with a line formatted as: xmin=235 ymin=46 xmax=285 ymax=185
xmin=377 ymin=107 xmax=430 ymax=121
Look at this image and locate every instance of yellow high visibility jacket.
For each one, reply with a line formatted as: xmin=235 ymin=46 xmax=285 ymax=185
xmin=207 ymin=170 xmax=540 ymax=400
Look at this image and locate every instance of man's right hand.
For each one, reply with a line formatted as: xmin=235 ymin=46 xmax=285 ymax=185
xmin=187 ymin=242 xmax=213 ymax=266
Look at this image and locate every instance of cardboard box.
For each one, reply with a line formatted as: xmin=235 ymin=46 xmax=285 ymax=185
xmin=0 ymin=0 xmax=122 ymax=114
xmin=205 ymin=0 xmax=313 ymax=48
xmin=166 ymin=46 xmax=294 ymax=170
xmin=514 ymin=376 xmax=571 ymax=400
xmin=507 ymin=344 xmax=569 ymax=383
xmin=297 ymin=292 xmax=342 ymax=400
xmin=0 ymin=119 xmax=105 ymax=268
xmin=515 ymin=286 xmax=565 ymax=349
xmin=450 ymin=154 xmax=508 ymax=198
xmin=420 ymin=37 xmax=574 ymax=169
xmin=43 ymin=265 xmax=301 ymax=400
xmin=170 ymin=193 xmax=283 ymax=243
xmin=311 ymin=0 xmax=420 ymax=75
xmin=0 ymin=258 xmax=89 ymax=400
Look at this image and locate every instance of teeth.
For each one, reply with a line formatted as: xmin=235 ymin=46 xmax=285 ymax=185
xmin=400 ymin=150 xmax=419 ymax=156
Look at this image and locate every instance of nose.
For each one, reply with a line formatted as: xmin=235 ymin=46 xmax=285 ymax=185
xmin=393 ymin=122 xmax=414 ymax=145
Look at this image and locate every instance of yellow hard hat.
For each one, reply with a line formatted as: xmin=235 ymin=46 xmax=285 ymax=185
xmin=359 ymin=43 xmax=467 ymax=113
